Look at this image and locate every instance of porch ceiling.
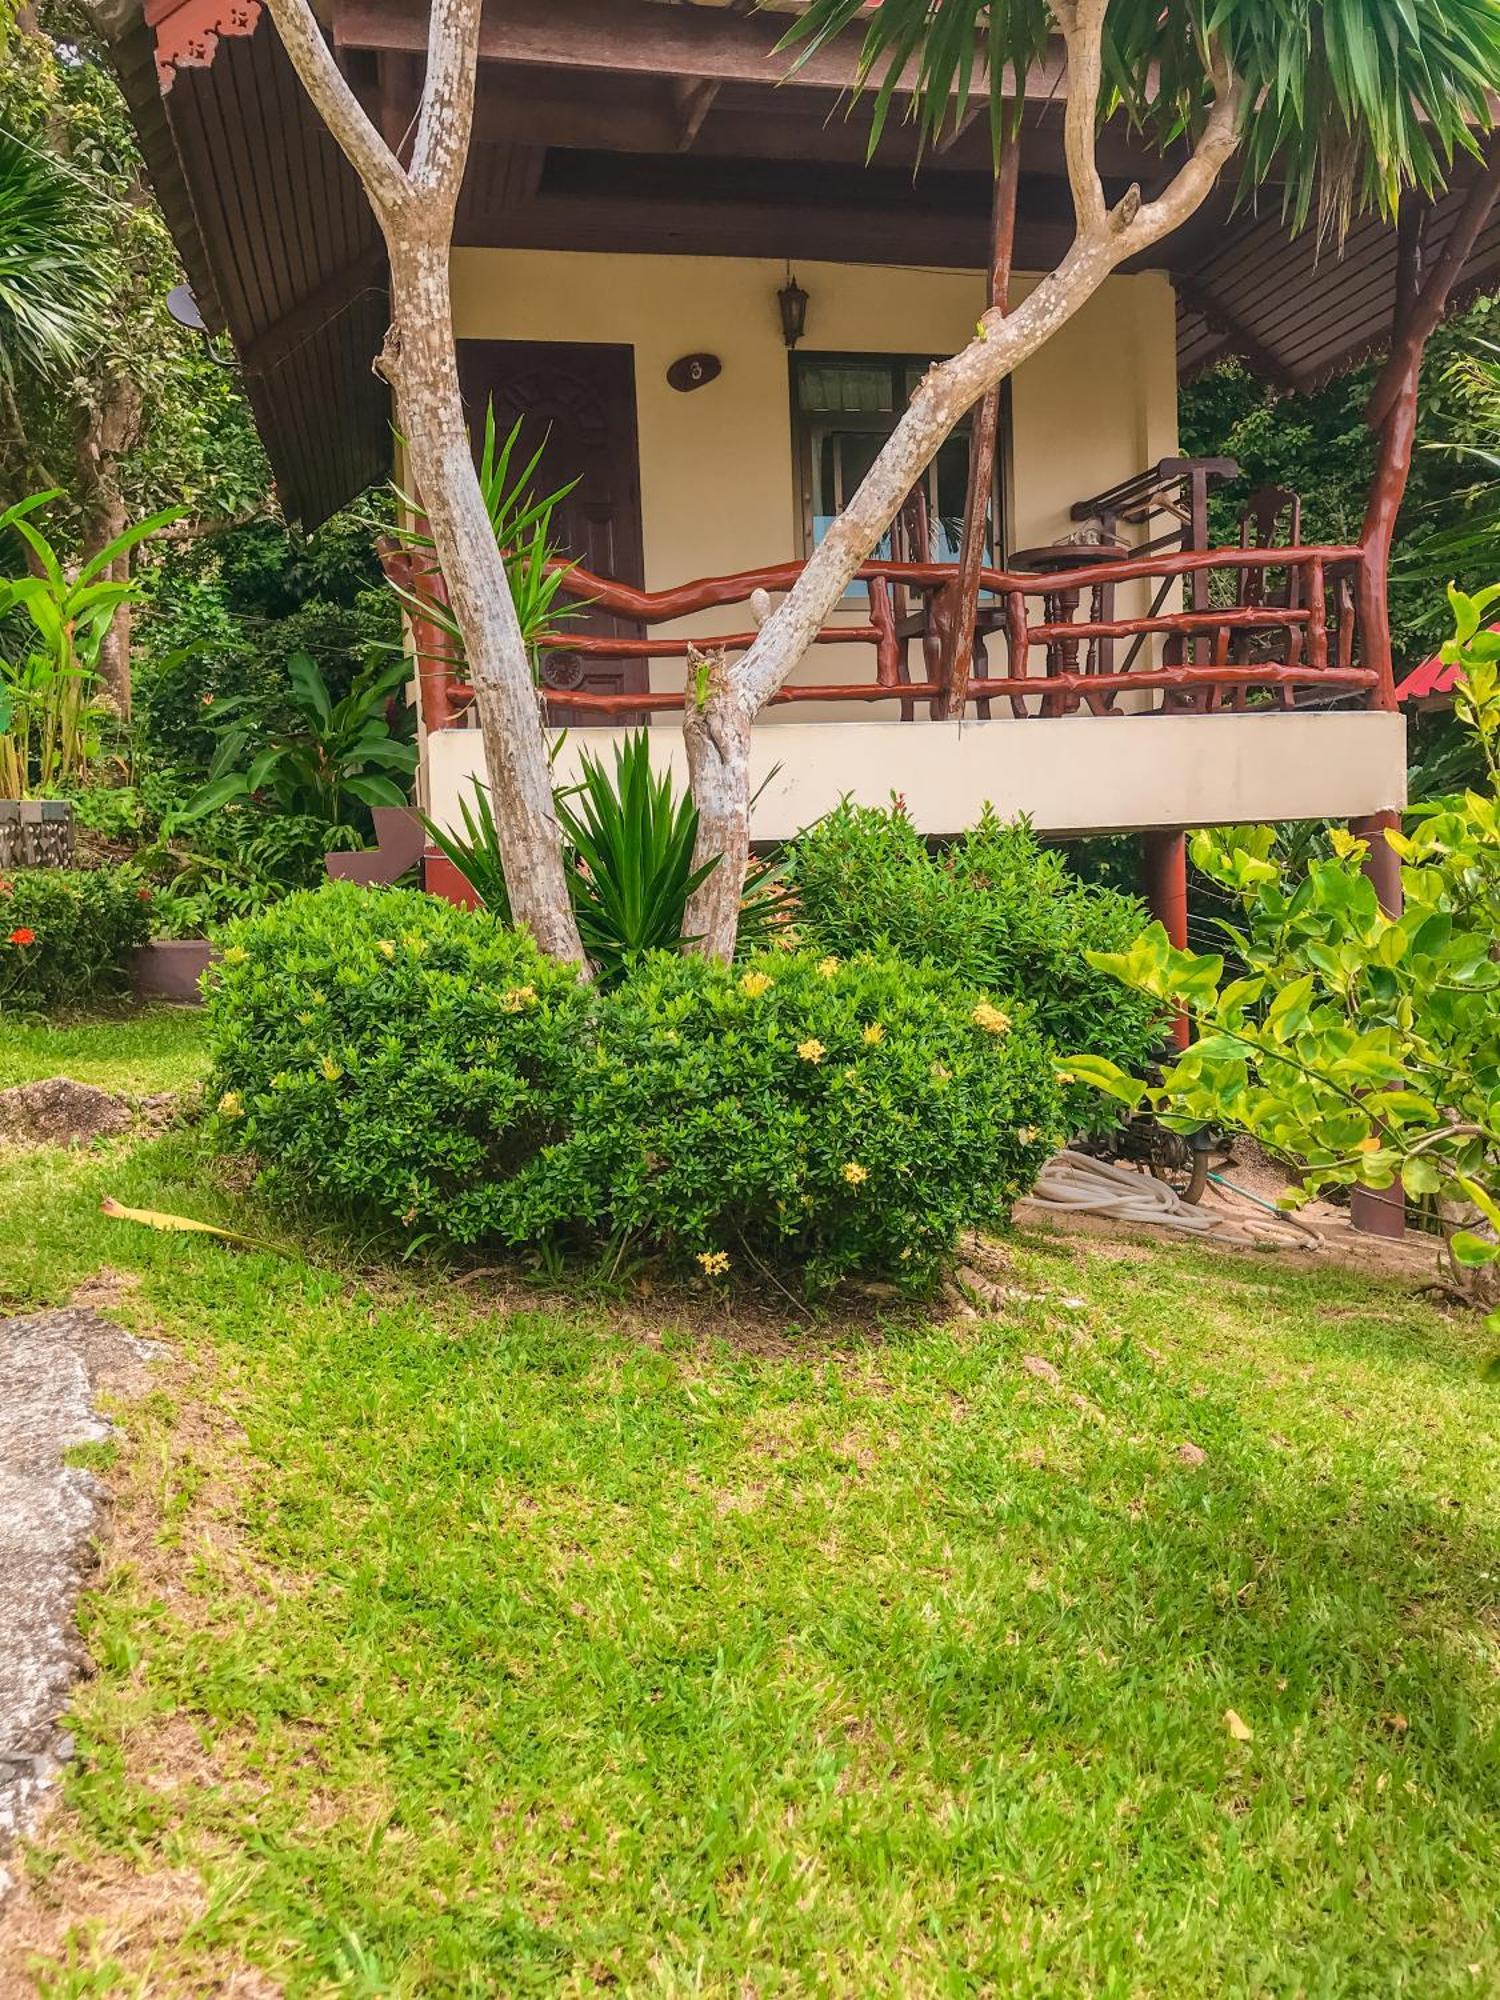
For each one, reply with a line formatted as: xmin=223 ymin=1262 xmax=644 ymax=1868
xmin=103 ymin=0 xmax=1500 ymax=525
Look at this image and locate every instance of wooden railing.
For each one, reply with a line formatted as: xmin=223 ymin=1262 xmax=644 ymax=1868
xmin=380 ymin=539 xmax=1382 ymax=731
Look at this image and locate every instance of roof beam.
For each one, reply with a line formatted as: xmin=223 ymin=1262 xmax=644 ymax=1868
xmin=1173 ymin=275 xmax=1300 ymax=392
xmin=330 ymin=0 xmax=1067 ymax=100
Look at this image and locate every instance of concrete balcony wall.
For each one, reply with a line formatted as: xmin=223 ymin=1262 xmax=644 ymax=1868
xmin=425 ymin=710 xmax=1407 ymax=843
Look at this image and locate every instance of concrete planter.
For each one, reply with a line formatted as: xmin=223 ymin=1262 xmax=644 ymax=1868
xmin=0 ymin=799 xmax=74 ymax=870
xmin=133 ymin=940 xmax=215 ymax=1004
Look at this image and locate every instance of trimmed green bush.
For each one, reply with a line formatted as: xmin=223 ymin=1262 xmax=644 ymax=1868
xmin=787 ymin=803 xmax=1161 ymax=1128
xmin=0 ymin=868 xmax=152 ymax=1010
xmin=204 ymin=883 xmax=590 ymax=1238
xmin=206 ymin=883 xmax=1064 ymax=1291
xmin=537 ymin=949 xmax=1064 ymax=1293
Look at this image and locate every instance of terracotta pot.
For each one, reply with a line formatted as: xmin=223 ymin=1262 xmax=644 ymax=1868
xmin=133 ymin=939 xmax=215 ymax=1004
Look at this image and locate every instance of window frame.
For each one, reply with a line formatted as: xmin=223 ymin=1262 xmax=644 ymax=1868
xmin=788 ymin=350 xmax=1013 ymax=574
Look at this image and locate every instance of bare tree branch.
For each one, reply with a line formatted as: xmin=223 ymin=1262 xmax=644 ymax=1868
xmin=681 ymin=12 xmax=1248 ymax=959
xmin=408 ymin=0 xmax=480 ymax=209
xmin=1059 ymin=0 xmax=1109 ymax=235
xmin=263 ymin=0 xmax=409 ymax=217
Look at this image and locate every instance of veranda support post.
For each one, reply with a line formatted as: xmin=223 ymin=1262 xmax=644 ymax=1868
xmin=1142 ymin=828 xmax=1190 ymax=1052
xmin=1349 ymin=809 xmax=1407 ymax=1240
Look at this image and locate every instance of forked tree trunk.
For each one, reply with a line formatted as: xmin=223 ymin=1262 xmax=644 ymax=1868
xmin=680 ymin=14 xmax=1243 ymax=961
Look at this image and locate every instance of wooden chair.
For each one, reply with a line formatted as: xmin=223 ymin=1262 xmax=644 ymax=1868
xmin=1227 ymin=484 xmax=1304 ymax=708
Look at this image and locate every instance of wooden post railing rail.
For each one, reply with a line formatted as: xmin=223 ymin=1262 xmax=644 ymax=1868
xmin=379 ymin=540 xmax=1374 ymax=726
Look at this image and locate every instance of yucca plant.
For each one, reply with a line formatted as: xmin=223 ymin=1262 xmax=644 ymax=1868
xmin=422 ymin=774 xmax=511 ymax=917
xmin=554 ymin=732 xmax=719 ymax=982
xmin=425 ymin=733 xmax=788 ymax=978
xmin=385 ymin=402 xmax=586 ymax=669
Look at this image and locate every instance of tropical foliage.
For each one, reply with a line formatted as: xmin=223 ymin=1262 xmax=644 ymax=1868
xmin=0 ymin=127 xmax=107 ymax=381
xmin=1072 ymin=587 xmax=1500 ymax=1318
xmin=0 ymin=489 xmax=177 ymax=794
xmin=186 ymin=650 xmax=415 ymax=825
xmin=788 ymin=0 xmax=1500 ymax=233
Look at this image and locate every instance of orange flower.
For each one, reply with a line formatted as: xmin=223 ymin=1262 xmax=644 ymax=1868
xmin=7 ymin=927 xmax=36 ymax=946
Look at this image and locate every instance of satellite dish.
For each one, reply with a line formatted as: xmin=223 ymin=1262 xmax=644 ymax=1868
xmin=166 ymin=284 xmax=208 ymax=334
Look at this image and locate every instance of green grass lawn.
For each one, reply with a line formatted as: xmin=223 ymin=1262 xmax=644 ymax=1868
xmin=0 ymin=1005 xmax=208 ymax=1096
xmin=2 ymin=1025 xmax=1498 ymax=1995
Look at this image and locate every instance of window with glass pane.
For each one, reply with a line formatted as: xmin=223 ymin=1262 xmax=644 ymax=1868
xmin=793 ymin=355 xmax=1008 ymax=590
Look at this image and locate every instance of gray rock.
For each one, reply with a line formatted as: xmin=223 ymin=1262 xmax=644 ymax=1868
xmin=0 ymin=1309 xmax=158 ymax=1895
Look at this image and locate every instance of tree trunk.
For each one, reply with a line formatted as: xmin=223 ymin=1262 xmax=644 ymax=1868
xmin=75 ymin=366 xmax=142 ymax=717
xmin=682 ymin=648 xmax=753 ymax=960
xmin=382 ymin=234 xmax=585 ymax=964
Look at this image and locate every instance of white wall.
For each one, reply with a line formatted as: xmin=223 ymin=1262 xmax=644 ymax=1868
xmin=428 ymin=711 xmax=1409 ymax=843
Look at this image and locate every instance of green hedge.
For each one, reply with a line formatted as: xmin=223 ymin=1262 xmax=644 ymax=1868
xmin=0 ymin=868 xmax=152 ymax=1011
xmin=787 ymin=804 xmax=1161 ymax=1127
xmin=205 ymin=883 xmax=1065 ymax=1292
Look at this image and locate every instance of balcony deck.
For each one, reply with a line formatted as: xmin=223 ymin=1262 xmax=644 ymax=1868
xmin=398 ymin=531 xmax=1407 ymax=840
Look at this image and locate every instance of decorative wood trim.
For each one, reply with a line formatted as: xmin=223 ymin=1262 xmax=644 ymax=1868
xmin=146 ymin=0 xmax=262 ymax=89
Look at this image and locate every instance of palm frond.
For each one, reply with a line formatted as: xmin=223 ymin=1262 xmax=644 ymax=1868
xmin=784 ymin=0 xmax=1500 ymax=233
xmin=0 ymin=132 xmax=109 ymax=381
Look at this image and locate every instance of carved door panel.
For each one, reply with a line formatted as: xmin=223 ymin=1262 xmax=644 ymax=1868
xmin=457 ymin=339 xmax=647 ymax=721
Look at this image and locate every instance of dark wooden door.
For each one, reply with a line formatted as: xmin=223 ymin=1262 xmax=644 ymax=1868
xmin=457 ymin=339 xmax=646 ymax=719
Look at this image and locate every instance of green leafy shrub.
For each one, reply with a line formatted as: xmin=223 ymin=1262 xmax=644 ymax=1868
xmin=534 ymin=950 xmax=1064 ymax=1293
xmin=206 ymin=884 xmax=1062 ymax=1291
xmin=204 ymin=883 xmax=590 ymax=1238
xmin=788 ymin=803 xmax=1160 ymax=1127
xmin=0 ymin=867 xmax=151 ymax=1010
xmin=1074 ymin=585 xmax=1500 ymax=1318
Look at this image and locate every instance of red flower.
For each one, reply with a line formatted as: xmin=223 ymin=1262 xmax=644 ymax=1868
xmin=7 ymin=927 xmax=36 ymax=946
xmin=137 ymin=887 xmax=152 ymax=902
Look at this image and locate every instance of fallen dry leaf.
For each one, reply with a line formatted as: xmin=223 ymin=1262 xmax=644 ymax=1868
xmin=1176 ymin=1442 xmax=1208 ymax=1467
xmin=1224 ymin=1708 xmax=1254 ymax=1742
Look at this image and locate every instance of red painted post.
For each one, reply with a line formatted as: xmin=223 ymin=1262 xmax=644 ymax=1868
xmin=1350 ymin=808 xmax=1406 ymax=1239
xmin=1142 ymin=829 xmax=1190 ymax=1051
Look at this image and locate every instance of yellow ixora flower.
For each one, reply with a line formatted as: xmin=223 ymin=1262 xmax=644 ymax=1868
xmin=740 ymin=970 xmax=775 ymax=998
xmin=862 ymin=1022 xmax=885 ymax=1045
xmin=500 ymin=984 xmax=537 ymax=1013
xmin=841 ymin=1162 xmax=869 ymax=1187
xmin=1017 ymin=1126 xmax=1040 ymax=1146
xmin=1055 ymin=1069 xmax=1076 ymax=1086
xmin=972 ymin=1002 xmax=1012 ymax=1036
xmin=816 ymin=955 xmax=840 ymax=978
xmin=221 ymin=945 xmax=249 ymax=966
xmin=797 ymin=1038 xmax=826 ymax=1064
xmin=216 ymin=1091 xmax=244 ymax=1120
xmin=377 ymin=939 xmax=397 ymax=960
xmin=319 ymin=1054 xmax=343 ymax=1082
xmin=697 ymin=1249 xmax=731 ymax=1277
